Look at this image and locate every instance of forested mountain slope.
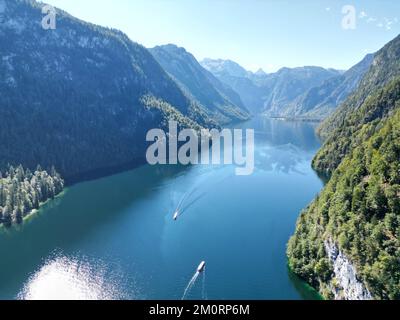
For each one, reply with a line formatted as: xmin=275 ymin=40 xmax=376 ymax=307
xmin=313 ymin=34 xmax=400 ymax=176
xmin=149 ymin=44 xmax=249 ymax=124
xmin=0 ymin=0 xmax=218 ymax=183
xmin=200 ymin=58 xmax=265 ymax=114
xmin=288 ymin=79 xmax=400 ymax=299
xmin=287 ymin=54 xmax=374 ymax=120
xmin=288 ymin=35 xmax=400 ymax=300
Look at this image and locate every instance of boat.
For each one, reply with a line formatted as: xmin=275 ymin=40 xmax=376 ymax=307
xmin=173 ymin=211 xmax=179 ymax=220
xmin=197 ymin=261 xmax=206 ymax=273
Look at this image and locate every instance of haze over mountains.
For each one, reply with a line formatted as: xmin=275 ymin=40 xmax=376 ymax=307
xmin=201 ymin=58 xmax=269 ymax=114
xmin=201 ymin=55 xmax=374 ymax=119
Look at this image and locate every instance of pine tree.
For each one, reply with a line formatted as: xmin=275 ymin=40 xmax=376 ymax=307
xmin=0 ymin=165 xmax=64 ymax=228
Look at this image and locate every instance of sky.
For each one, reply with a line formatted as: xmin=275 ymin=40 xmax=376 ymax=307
xmin=43 ymin=0 xmax=400 ymax=73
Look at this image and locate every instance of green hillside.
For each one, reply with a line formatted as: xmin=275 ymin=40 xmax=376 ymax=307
xmin=288 ymin=78 xmax=400 ymax=300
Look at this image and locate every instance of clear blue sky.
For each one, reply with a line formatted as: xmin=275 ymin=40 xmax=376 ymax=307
xmin=43 ymin=0 xmax=400 ymax=72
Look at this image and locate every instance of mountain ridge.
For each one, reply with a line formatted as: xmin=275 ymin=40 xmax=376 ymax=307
xmin=0 ymin=0 xmax=221 ymax=182
xmin=286 ymin=53 xmax=374 ymax=120
xmin=201 ymin=58 xmax=344 ymax=117
xmin=149 ymin=44 xmax=249 ymax=125
xmin=288 ymin=33 xmax=400 ymax=300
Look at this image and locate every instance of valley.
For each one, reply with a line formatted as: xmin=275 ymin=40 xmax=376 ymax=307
xmin=0 ymin=0 xmax=399 ymax=301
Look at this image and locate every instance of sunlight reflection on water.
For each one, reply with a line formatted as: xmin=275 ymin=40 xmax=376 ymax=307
xmin=18 ymin=253 xmax=127 ymax=300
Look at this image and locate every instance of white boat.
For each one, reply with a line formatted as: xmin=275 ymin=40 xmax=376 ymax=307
xmin=173 ymin=211 xmax=179 ymax=220
xmin=197 ymin=261 xmax=206 ymax=273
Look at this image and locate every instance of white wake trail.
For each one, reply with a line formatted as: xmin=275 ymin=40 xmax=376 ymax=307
xmin=201 ymin=268 xmax=207 ymax=300
xmin=181 ymin=271 xmax=200 ymax=300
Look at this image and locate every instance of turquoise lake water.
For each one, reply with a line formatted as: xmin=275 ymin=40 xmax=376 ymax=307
xmin=0 ymin=117 xmax=323 ymax=300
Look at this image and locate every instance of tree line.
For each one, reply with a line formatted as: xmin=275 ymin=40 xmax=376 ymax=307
xmin=0 ymin=165 xmax=64 ymax=227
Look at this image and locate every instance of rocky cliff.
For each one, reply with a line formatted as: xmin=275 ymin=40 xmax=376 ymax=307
xmin=324 ymin=239 xmax=372 ymax=300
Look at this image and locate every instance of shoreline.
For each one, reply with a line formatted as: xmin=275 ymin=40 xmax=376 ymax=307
xmin=267 ymin=116 xmax=323 ymax=123
xmin=0 ymin=190 xmax=67 ymax=233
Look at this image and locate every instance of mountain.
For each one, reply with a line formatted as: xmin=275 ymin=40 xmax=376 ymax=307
xmin=314 ymin=34 xmax=400 ymax=176
xmin=286 ymin=54 xmax=374 ymax=120
xmin=149 ymin=44 xmax=249 ymax=125
xmin=257 ymin=66 xmax=341 ymax=117
xmin=201 ymin=58 xmax=265 ymax=114
xmin=318 ymin=35 xmax=400 ymax=140
xmin=254 ymin=68 xmax=267 ymax=77
xmin=201 ymin=58 xmax=251 ymax=78
xmin=201 ymin=59 xmax=341 ymax=116
xmin=288 ymin=78 xmax=400 ymax=300
xmin=288 ymin=34 xmax=400 ymax=300
xmin=0 ymin=0 xmax=220 ymax=183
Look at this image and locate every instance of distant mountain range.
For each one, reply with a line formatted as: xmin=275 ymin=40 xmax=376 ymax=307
xmin=201 ymin=55 xmax=373 ymax=120
xmin=201 ymin=58 xmax=266 ymax=114
xmin=256 ymin=66 xmax=342 ymax=117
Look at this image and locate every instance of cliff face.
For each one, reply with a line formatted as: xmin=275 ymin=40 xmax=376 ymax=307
xmin=324 ymin=239 xmax=372 ymax=300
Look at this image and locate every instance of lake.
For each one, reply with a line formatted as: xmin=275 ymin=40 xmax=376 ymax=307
xmin=0 ymin=117 xmax=323 ymax=300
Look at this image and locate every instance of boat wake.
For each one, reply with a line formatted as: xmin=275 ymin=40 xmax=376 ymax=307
xmin=181 ymin=261 xmax=206 ymax=300
xmin=181 ymin=271 xmax=200 ymax=300
xmin=172 ymin=174 xmax=231 ymax=221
